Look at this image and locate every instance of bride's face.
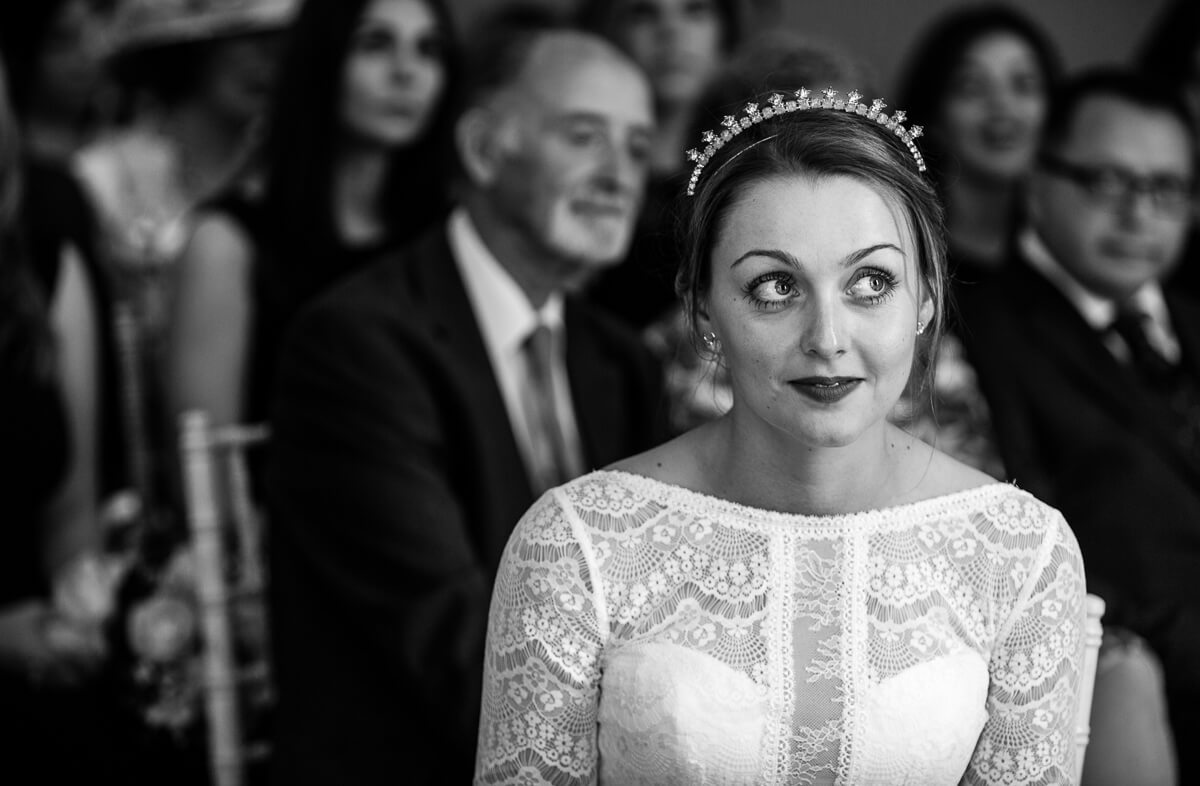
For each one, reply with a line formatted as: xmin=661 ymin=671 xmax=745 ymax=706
xmin=703 ymin=174 xmax=932 ymax=448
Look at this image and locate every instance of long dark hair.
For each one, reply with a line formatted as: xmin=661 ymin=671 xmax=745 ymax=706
xmin=259 ymin=0 xmax=459 ymax=312
xmin=1136 ymin=0 xmax=1199 ymax=88
xmin=0 ymin=63 xmax=54 ymax=384
xmin=896 ymin=4 xmax=1061 ymax=190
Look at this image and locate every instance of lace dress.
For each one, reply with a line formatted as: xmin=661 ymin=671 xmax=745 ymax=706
xmin=475 ymin=471 xmax=1086 ymax=785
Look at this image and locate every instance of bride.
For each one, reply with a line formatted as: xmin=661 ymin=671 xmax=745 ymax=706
xmin=473 ymin=89 xmax=1086 ymax=785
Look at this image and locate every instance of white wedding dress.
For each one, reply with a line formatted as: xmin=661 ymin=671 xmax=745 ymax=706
xmin=474 ymin=471 xmax=1085 ymax=785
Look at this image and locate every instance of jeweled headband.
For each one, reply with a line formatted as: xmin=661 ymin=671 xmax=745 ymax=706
xmin=685 ymin=87 xmax=926 ymax=196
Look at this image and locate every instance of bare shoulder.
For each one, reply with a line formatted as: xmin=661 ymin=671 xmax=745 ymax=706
xmin=606 ymin=426 xmax=712 ymax=488
xmin=181 ymin=210 xmax=255 ymax=271
xmin=895 ymin=433 xmax=1003 ymax=505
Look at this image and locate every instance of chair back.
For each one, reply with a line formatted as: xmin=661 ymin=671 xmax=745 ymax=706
xmin=178 ymin=410 xmax=270 ymax=786
xmin=1077 ymin=593 xmax=1106 ymax=783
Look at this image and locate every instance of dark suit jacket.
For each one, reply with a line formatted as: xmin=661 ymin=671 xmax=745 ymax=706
xmin=957 ymin=254 xmax=1200 ymax=753
xmin=265 ymin=225 xmax=668 ymax=786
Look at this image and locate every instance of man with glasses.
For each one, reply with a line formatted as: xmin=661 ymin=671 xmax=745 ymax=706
xmin=959 ymin=67 xmax=1199 ymax=783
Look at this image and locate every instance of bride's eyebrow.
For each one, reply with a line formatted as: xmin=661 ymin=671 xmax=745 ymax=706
xmin=729 ymin=243 xmax=905 ymax=269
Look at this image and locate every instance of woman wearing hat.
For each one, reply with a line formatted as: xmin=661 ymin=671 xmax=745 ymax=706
xmin=72 ymin=0 xmax=298 ymax=507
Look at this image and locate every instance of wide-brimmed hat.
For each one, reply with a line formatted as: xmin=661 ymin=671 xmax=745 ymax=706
xmin=111 ymin=0 xmax=299 ymax=56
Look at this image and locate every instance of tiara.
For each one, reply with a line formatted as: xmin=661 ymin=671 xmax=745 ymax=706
xmin=685 ymin=87 xmax=926 ymax=196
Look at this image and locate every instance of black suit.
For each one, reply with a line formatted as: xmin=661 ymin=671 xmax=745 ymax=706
xmin=957 ymin=254 xmax=1200 ymax=777
xmin=265 ymin=224 xmax=667 ymax=785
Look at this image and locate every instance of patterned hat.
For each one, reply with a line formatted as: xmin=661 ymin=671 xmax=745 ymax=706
xmin=110 ymin=0 xmax=299 ymax=55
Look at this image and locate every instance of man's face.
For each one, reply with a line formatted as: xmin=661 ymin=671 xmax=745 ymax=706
xmin=1029 ymin=95 xmax=1195 ymax=300
xmin=489 ymin=44 xmax=654 ymax=273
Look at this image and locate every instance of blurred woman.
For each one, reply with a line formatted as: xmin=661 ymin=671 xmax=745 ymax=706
xmin=71 ymin=0 xmax=296 ymax=509
xmin=898 ymin=4 xmax=1061 ymax=286
xmin=165 ymin=0 xmax=458 ymax=431
xmin=75 ymin=0 xmax=296 ymax=333
xmin=578 ymin=0 xmax=742 ymax=327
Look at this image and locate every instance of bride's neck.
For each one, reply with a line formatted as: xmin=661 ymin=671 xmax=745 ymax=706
xmin=701 ymin=415 xmax=921 ymax=516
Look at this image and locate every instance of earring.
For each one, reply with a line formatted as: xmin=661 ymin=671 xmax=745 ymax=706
xmin=701 ymin=331 xmax=721 ymax=353
xmin=916 ymin=320 xmax=926 ymax=336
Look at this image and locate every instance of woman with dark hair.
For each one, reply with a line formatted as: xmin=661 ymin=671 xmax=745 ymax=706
xmin=578 ymin=0 xmax=743 ymax=327
xmin=165 ymin=0 xmax=458 ymax=431
xmin=475 ymin=87 xmax=1085 ymax=784
xmin=897 ymin=4 xmax=1061 ymax=285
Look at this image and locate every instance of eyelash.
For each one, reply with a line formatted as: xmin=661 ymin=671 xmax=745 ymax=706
xmin=743 ymin=271 xmax=795 ymax=310
xmin=853 ymin=268 xmax=899 ymax=304
xmin=741 ymin=268 xmax=899 ymax=310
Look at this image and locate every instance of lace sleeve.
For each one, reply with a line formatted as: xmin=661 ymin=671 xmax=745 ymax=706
xmin=475 ymin=490 xmax=606 ymax=786
xmin=964 ymin=508 xmax=1087 ymax=785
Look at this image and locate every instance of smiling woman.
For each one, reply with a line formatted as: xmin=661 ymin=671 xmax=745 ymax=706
xmin=474 ymin=89 xmax=1089 ymax=785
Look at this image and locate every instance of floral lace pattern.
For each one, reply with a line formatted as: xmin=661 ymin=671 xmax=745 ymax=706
xmin=475 ymin=472 xmax=1086 ymax=785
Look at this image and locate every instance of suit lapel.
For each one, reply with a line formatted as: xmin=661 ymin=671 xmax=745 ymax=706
xmin=564 ymin=301 xmax=625 ymax=471
xmin=1010 ymin=260 xmax=1143 ymax=424
xmin=408 ymin=229 xmax=536 ymax=520
xmin=1013 ymin=259 xmax=1200 ymax=484
xmin=1167 ymin=291 xmax=1200 ymax=378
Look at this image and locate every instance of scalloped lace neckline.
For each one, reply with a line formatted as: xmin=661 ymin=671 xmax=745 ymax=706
xmin=587 ymin=469 xmax=1016 ymax=529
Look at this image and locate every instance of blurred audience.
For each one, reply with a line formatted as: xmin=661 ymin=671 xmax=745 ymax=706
xmin=0 ymin=0 xmax=119 ymax=164
xmin=578 ymin=0 xmax=742 ymax=328
xmin=73 ymin=0 xmax=297 ymax=512
xmin=76 ymin=0 xmax=296 ymax=315
xmin=958 ymin=68 xmax=1196 ymax=785
xmin=898 ymin=3 xmax=1061 ymax=290
xmin=166 ymin=0 xmax=458 ymax=436
xmin=266 ymin=20 xmax=666 ymax=785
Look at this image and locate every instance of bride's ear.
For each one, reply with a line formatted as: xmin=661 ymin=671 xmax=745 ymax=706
xmin=918 ymin=294 xmax=935 ymax=336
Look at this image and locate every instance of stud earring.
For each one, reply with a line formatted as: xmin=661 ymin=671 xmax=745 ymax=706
xmin=916 ymin=320 xmax=926 ymax=336
xmin=701 ymin=331 xmax=721 ymax=353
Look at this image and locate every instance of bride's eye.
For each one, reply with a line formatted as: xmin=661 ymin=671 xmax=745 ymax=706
xmin=745 ymin=273 xmax=798 ymax=309
xmin=847 ymin=269 xmax=898 ymax=304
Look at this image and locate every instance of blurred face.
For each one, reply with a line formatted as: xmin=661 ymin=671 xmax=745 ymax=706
xmin=704 ymin=175 xmax=931 ymax=448
xmin=33 ymin=0 xmax=114 ymax=115
xmin=197 ymin=33 xmax=282 ymax=125
xmin=1029 ymin=95 xmax=1195 ymax=300
xmin=489 ymin=44 xmax=654 ymax=270
xmin=940 ymin=32 xmax=1048 ymax=182
xmin=612 ymin=0 xmax=724 ymax=107
xmin=340 ymin=0 xmax=446 ymax=149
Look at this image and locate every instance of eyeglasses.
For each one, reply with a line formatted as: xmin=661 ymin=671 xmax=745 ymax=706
xmin=1039 ymin=154 xmax=1196 ymax=214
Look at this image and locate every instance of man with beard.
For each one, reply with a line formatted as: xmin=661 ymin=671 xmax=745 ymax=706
xmin=265 ymin=22 xmax=666 ymax=786
xmin=958 ymin=68 xmax=1200 ymax=783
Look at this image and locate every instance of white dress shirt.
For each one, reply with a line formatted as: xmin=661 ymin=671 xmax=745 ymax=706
xmin=448 ymin=208 xmax=585 ymax=487
xmin=1021 ymin=228 xmax=1181 ymax=365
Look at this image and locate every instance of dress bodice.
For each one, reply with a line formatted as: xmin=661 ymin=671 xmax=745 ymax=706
xmin=475 ymin=471 xmax=1086 ymax=785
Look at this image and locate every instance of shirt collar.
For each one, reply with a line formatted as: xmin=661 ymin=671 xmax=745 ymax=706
xmin=448 ymin=207 xmax=564 ymax=354
xmin=1020 ymin=227 xmax=1168 ymax=328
